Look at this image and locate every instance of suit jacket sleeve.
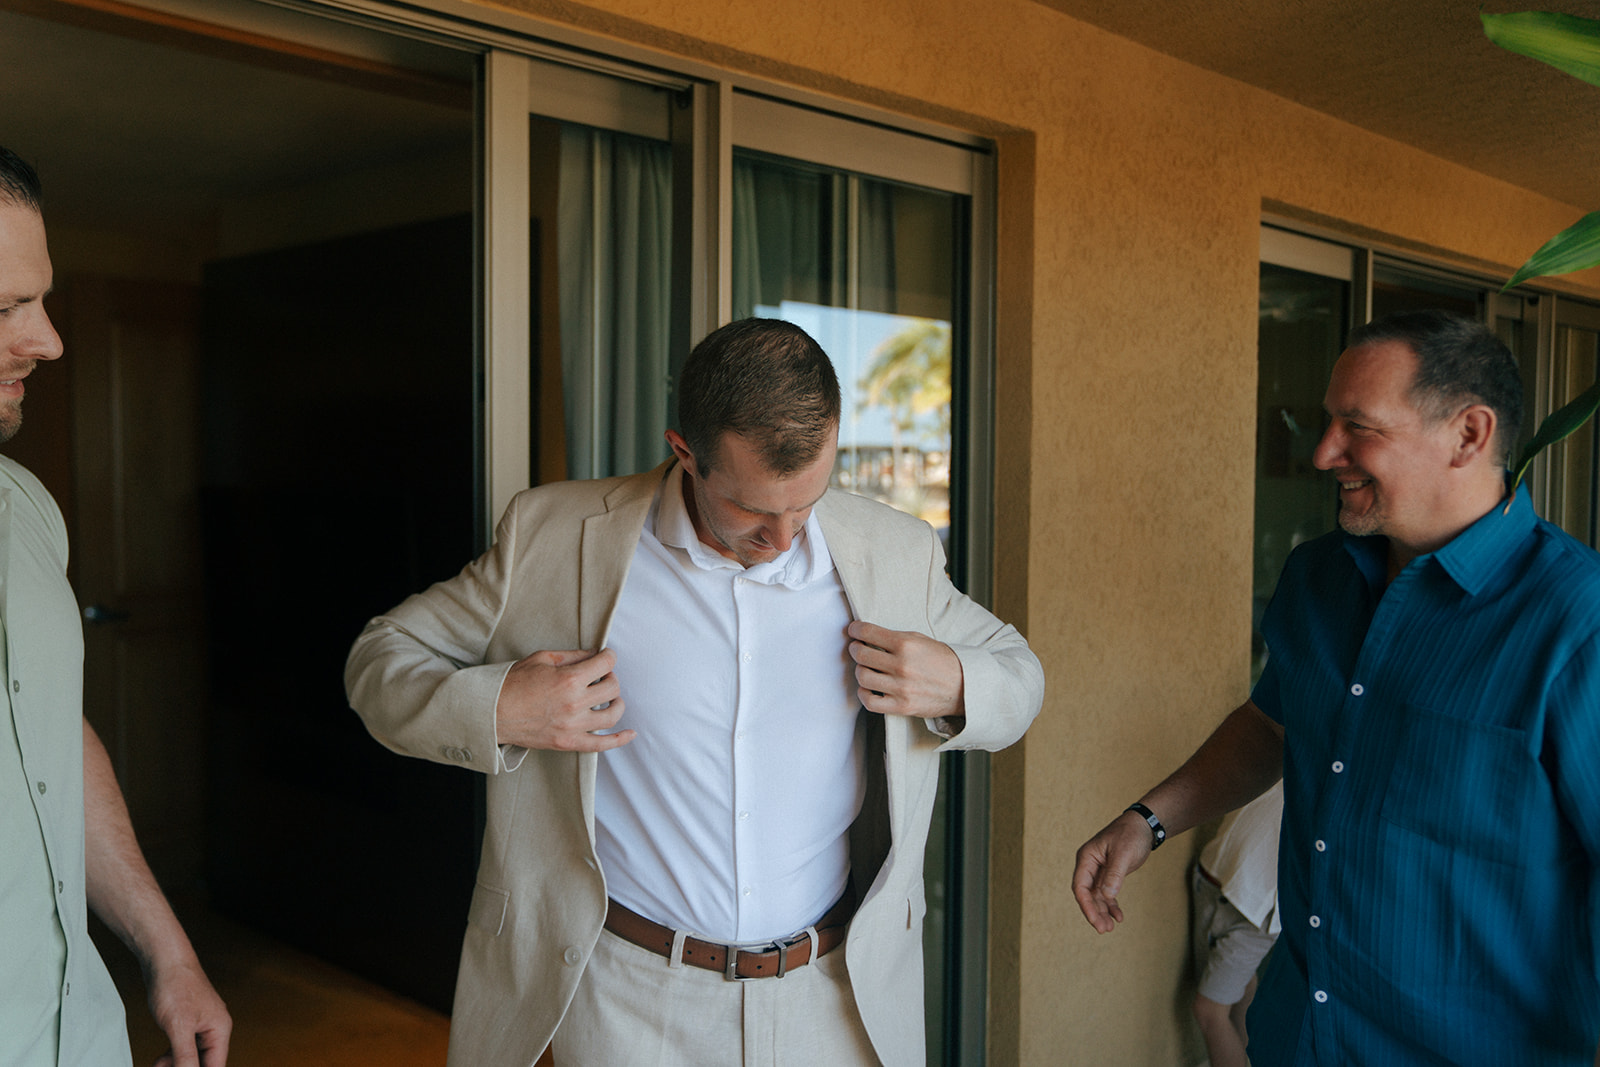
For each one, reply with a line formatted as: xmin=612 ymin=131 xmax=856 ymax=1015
xmin=920 ymin=523 xmax=1043 ymax=754
xmin=344 ymin=497 xmax=523 ymax=777
xmin=824 ymin=488 xmax=1042 ymax=754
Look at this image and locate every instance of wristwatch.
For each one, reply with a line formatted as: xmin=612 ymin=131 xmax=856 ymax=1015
xmin=1125 ymin=802 xmax=1167 ymax=850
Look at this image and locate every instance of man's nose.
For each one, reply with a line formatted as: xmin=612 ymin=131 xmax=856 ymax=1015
xmin=19 ymin=305 xmax=63 ymax=362
xmin=765 ymin=522 xmax=795 ymax=551
xmin=1311 ymin=423 xmax=1340 ymax=471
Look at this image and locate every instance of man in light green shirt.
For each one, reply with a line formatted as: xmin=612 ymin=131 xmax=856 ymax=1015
xmin=0 ymin=145 xmax=231 ymax=1067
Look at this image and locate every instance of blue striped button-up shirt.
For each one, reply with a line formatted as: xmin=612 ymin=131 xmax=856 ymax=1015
xmin=1248 ymin=487 xmax=1600 ymax=1066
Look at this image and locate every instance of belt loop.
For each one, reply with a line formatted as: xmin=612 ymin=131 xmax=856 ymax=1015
xmin=799 ymin=926 xmax=819 ymax=965
xmin=668 ymin=929 xmax=688 ymax=970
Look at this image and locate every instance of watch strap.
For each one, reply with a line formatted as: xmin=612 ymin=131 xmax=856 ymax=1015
xmin=1125 ymin=802 xmax=1167 ymax=849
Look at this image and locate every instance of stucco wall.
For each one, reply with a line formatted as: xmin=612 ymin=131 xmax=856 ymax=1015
xmin=468 ymin=0 xmax=1600 ymax=1062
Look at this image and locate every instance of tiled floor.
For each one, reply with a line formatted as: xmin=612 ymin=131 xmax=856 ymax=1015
xmin=93 ymin=902 xmax=450 ymax=1067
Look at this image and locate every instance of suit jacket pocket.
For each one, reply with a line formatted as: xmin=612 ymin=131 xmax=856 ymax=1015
xmin=468 ymin=881 xmax=510 ymax=937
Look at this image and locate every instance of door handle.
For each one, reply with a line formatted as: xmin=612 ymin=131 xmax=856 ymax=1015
xmin=83 ymin=605 xmax=131 ymax=624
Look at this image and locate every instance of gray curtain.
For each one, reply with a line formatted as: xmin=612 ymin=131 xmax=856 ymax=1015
xmin=731 ymin=155 xmax=897 ymax=320
xmin=558 ymin=125 xmax=673 ymax=479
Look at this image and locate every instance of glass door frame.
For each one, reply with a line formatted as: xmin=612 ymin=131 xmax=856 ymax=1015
xmin=94 ymin=0 xmax=1007 ymax=1058
xmin=266 ymin=1 xmax=1003 ymax=1060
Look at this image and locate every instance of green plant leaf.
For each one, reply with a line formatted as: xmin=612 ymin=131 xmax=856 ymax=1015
xmin=1482 ymin=11 xmax=1600 ymax=89
xmin=1503 ymin=211 xmax=1600 ymax=289
xmin=1509 ymin=374 xmax=1600 ymax=494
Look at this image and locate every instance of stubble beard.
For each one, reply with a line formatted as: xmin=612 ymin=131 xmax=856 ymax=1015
xmin=1336 ymin=498 xmax=1383 ymax=538
xmin=0 ymin=402 xmax=22 ymax=444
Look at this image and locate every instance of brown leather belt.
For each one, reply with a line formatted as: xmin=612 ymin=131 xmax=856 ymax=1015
xmin=603 ymin=891 xmax=855 ymax=981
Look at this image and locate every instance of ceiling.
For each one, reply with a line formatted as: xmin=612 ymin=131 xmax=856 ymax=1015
xmin=1034 ymin=0 xmax=1600 ymax=209
xmin=0 ymin=0 xmax=474 ymax=239
xmin=4 ymin=0 xmax=1600 ymax=241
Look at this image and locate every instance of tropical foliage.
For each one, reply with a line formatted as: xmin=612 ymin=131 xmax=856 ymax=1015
xmin=860 ymin=318 xmax=952 ymax=444
xmin=1481 ymin=10 xmax=1600 ymax=489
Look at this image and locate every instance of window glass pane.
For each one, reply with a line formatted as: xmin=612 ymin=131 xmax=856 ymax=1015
xmin=1371 ymin=263 xmax=1480 ymax=320
xmin=1550 ymin=325 xmax=1600 ymax=547
xmin=733 ymin=147 xmax=968 ymax=1062
xmin=732 ymin=152 xmax=958 ymax=533
xmin=1256 ymin=263 xmax=1349 ymax=682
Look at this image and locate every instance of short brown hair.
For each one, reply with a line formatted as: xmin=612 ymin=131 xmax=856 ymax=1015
xmin=1346 ymin=310 xmax=1524 ymax=468
xmin=676 ymin=318 xmax=840 ymax=474
xmin=0 ymin=146 xmax=42 ymax=213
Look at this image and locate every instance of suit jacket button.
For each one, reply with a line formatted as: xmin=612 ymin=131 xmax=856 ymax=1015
xmin=563 ymin=946 xmax=582 ymax=966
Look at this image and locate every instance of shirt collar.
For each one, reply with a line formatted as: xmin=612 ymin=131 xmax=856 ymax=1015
xmin=1341 ymin=482 xmax=1536 ymax=597
xmin=652 ymin=462 xmax=835 ymax=589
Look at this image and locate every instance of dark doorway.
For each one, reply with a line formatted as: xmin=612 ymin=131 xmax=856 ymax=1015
xmin=200 ymin=215 xmax=478 ymax=1013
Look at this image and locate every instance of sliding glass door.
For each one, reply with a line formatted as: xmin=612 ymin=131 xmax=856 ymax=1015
xmin=725 ymin=94 xmax=991 ymax=1063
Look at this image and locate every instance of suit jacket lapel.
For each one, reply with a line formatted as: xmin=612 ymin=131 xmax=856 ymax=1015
xmin=574 ymin=461 xmax=672 ymax=827
xmin=578 ymin=461 xmax=671 ymax=649
xmin=817 ymin=492 xmax=910 ymax=859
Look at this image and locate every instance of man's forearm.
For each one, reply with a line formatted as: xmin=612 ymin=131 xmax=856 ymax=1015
xmin=82 ymin=719 xmax=198 ymax=973
xmin=1134 ymin=700 xmax=1284 ymax=838
xmin=83 ymin=719 xmax=232 ymax=1065
xmin=1073 ymin=700 xmax=1283 ymax=933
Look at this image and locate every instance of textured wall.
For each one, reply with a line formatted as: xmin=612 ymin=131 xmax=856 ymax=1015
xmin=468 ymin=0 xmax=1599 ymax=1062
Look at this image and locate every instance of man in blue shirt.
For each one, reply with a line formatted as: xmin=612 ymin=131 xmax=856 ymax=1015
xmin=1073 ymin=310 xmax=1600 ymax=1065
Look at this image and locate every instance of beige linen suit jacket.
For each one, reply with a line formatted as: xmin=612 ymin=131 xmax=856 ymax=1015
xmin=345 ymin=461 xmax=1043 ymax=1067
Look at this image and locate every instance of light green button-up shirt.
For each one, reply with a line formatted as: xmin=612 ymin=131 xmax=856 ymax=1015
xmin=0 ymin=455 xmax=130 ymax=1067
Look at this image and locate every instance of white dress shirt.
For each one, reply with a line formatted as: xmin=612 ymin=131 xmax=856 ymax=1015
xmin=595 ymin=463 xmax=862 ymax=943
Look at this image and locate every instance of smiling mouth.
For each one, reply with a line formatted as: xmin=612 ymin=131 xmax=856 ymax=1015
xmin=1337 ymin=477 xmax=1372 ymax=492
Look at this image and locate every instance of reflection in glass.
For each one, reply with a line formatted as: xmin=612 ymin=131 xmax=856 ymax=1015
xmin=732 ymin=148 xmax=969 ymax=1061
xmin=1255 ymin=263 xmax=1349 ymax=682
xmin=1550 ymin=326 xmax=1600 ymax=547
xmin=732 ymin=152 xmax=959 ymax=535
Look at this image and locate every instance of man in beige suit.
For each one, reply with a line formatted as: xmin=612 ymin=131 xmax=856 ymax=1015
xmin=346 ymin=318 xmax=1043 ymax=1067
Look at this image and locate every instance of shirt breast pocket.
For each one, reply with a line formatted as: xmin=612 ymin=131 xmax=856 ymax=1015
xmin=1379 ymin=703 xmax=1546 ymax=869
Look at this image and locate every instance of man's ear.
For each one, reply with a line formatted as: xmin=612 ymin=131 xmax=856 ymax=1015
xmin=1451 ymin=404 xmax=1498 ymax=469
xmin=664 ymin=429 xmax=698 ymax=477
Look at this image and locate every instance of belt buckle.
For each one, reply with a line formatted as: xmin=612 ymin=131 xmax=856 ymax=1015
xmin=724 ymin=939 xmax=786 ymax=981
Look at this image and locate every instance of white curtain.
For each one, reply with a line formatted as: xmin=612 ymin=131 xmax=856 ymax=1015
xmin=558 ymin=125 xmax=673 ymax=479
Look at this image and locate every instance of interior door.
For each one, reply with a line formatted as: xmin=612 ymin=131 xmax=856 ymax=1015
xmin=68 ymin=277 xmax=209 ymax=885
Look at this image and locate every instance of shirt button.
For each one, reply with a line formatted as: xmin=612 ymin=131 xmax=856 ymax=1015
xmin=1314 ymin=990 xmax=1328 ymax=1003
xmin=742 ymin=652 xmax=752 ymax=663
xmin=36 ymin=781 xmax=46 ymax=794
xmin=57 ymin=880 xmax=64 ymax=893
xmin=738 ymin=811 xmax=750 ymax=820
xmin=12 ymin=680 xmax=19 ymax=693
xmin=1350 ymin=683 xmax=1364 ymax=696
xmin=742 ymin=887 xmax=752 ymax=898
xmin=1315 ymin=839 xmax=1327 ymax=852
xmin=562 ymin=947 xmax=582 ymax=966
xmin=1331 ymin=761 xmax=1345 ymax=773
xmin=1309 ymin=915 xmax=1321 ymax=928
